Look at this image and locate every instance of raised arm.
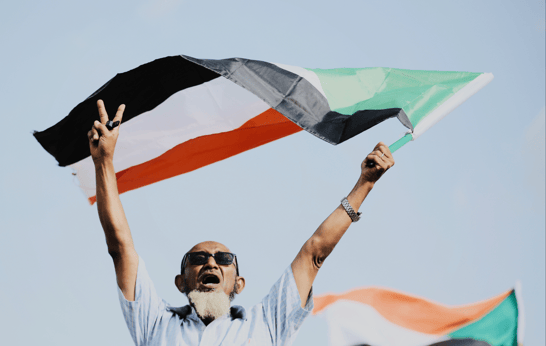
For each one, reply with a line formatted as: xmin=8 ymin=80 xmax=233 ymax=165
xmin=291 ymin=142 xmax=395 ymax=307
xmin=88 ymin=100 xmax=138 ymax=301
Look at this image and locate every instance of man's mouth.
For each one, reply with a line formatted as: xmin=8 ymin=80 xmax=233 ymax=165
xmin=199 ymin=273 xmax=221 ymax=289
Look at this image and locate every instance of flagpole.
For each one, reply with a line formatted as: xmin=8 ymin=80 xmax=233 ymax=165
xmin=389 ymin=132 xmax=413 ymax=153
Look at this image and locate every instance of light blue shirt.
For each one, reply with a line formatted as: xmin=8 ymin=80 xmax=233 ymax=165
xmin=118 ymin=257 xmax=314 ymax=346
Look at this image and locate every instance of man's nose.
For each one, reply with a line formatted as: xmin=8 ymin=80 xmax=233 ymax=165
xmin=204 ymin=255 xmax=218 ymax=268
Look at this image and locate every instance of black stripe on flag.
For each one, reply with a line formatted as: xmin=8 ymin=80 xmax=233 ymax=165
xmin=34 ymin=56 xmax=221 ymax=167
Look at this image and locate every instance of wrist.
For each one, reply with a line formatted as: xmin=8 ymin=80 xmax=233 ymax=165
xmin=356 ymin=177 xmax=375 ymax=191
xmin=346 ymin=178 xmax=374 ymax=209
xmin=93 ymin=157 xmax=114 ymax=170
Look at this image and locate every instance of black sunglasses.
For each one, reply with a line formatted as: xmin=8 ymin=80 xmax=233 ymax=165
xmin=181 ymin=251 xmax=239 ymax=276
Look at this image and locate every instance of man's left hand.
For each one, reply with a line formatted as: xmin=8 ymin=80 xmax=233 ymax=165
xmin=360 ymin=142 xmax=395 ymax=184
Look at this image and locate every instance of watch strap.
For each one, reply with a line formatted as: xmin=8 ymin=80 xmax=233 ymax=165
xmin=341 ymin=197 xmax=361 ymax=222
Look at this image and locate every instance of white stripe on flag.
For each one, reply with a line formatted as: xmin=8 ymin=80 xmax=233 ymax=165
xmin=272 ymin=63 xmax=327 ymax=99
xmin=71 ymin=76 xmax=270 ymax=199
xmin=320 ymin=300 xmax=446 ymax=346
xmin=411 ymin=72 xmax=494 ymax=139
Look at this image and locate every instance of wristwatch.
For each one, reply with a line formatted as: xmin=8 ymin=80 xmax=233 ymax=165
xmin=341 ymin=197 xmax=361 ymax=222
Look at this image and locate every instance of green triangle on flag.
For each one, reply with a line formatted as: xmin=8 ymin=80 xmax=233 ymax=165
xmin=449 ymin=290 xmax=519 ymax=346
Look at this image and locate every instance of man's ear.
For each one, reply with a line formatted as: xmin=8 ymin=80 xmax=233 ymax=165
xmin=175 ymin=274 xmax=185 ymax=294
xmin=235 ymin=276 xmax=245 ymax=294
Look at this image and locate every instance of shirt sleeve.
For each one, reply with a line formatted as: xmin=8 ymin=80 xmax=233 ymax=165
xmin=261 ymin=265 xmax=314 ymax=346
xmin=117 ymin=256 xmax=166 ymax=346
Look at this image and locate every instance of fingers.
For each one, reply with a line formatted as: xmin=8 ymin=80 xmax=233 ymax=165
xmin=93 ymin=120 xmax=108 ymax=137
xmin=378 ymin=143 xmax=392 ymax=159
xmin=97 ymin=99 xmax=109 ymax=124
xmin=374 ymin=142 xmax=394 ymax=167
xmin=87 ymin=127 xmax=99 ymax=142
xmin=87 ymin=129 xmax=95 ymax=143
xmin=368 ymin=150 xmax=389 ymax=169
xmin=113 ymin=104 xmax=125 ymax=123
xmin=96 ymin=100 xmax=124 ymax=134
xmin=364 ymin=142 xmax=395 ymax=169
xmin=374 ymin=141 xmax=386 ymax=151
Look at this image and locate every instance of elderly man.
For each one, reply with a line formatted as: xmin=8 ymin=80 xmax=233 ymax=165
xmin=88 ymin=100 xmax=395 ymax=346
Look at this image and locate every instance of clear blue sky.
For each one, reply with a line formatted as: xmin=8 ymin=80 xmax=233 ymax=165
xmin=0 ymin=0 xmax=544 ymax=345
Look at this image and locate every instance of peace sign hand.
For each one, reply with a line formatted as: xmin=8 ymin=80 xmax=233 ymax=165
xmin=87 ymin=99 xmax=125 ymax=164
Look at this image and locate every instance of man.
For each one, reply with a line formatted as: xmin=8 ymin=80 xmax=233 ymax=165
xmin=88 ymin=100 xmax=395 ymax=346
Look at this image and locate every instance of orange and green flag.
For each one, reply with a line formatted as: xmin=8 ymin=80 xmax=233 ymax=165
xmin=313 ymin=284 xmax=523 ymax=346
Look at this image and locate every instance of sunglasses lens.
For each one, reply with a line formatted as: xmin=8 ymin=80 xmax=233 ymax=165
xmin=215 ymin=252 xmax=234 ymax=265
xmin=188 ymin=252 xmax=208 ymax=265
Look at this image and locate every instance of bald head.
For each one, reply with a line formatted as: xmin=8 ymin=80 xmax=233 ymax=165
xmin=188 ymin=241 xmax=231 ymax=254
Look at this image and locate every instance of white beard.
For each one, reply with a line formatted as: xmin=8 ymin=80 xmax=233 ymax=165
xmin=188 ymin=289 xmax=231 ymax=320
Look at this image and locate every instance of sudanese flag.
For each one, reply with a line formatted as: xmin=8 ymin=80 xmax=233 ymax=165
xmin=312 ymin=284 xmax=523 ymax=346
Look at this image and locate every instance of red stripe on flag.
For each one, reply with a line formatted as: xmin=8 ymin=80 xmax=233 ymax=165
xmin=89 ymin=108 xmax=302 ymax=204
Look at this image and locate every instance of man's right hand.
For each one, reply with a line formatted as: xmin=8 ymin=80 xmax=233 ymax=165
xmin=87 ymin=100 xmax=125 ymax=163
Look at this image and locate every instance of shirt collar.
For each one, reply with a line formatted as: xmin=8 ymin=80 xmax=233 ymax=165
xmin=167 ymin=305 xmax=246 ymax=321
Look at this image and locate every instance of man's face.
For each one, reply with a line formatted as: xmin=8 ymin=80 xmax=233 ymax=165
xmin=175 ymin=241 xmax=245 ymax=300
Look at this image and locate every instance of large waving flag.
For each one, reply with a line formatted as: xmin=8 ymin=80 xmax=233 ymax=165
xmin=313 ymin=284 xmax=524 ymax=346
xmin=33 ymin=55 xmax=492 ymax=204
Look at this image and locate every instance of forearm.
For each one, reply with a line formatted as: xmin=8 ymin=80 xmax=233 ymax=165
xmin=94 ymin=159 xmax=135 ymax=257
xmin=309 ymin=177 xmax=374 ymax=264
xmin=292 ymin=142 xmax=393 ymax=306
xmin=291 ymin=178 xmax=374 ymax=307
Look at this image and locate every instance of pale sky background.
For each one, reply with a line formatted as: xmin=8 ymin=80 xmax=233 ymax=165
xmin=0 ymin=0 xmax=544 ymax=345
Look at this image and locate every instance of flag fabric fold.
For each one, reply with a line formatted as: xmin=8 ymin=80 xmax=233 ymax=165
xmin=313 ymin=285 xmax=523 ymax=346
xmin=33 ymin=55 xmax=492 ymax=203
